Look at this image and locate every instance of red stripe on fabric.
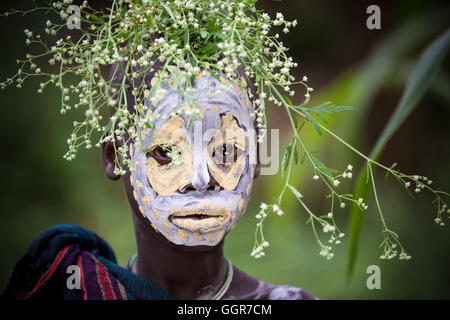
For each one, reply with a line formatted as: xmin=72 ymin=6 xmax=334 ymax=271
xmin=94 ymin=257 xmax=116 ymax=300
xmin=77 ymin=254 xmax=87 ymax=300
xmin=27 ymin=245 xmax=70 ymax=298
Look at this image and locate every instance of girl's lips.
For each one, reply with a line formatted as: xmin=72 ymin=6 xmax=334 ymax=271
xmin=168 ymin=204 xmax=230 ymax=232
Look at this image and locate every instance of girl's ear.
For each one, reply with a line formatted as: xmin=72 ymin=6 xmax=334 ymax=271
xmin=102 ymin=141 xmax=121 ymax=180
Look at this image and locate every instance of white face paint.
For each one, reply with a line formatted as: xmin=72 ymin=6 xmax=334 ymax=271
xmin=130 ymin=74 xmax=257 ymax=246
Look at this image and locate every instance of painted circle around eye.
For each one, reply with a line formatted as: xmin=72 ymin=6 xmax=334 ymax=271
xmin=147 ymin=145 xmax=173 ymax=165
xmin=212 ymin=144 xmax=241 ymax=165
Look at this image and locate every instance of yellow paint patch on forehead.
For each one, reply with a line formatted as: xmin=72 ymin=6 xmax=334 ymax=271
xmin=246 ymin=96 xmax=251 ymax=109
xmin=178 ymin=230 xmax=187 ymax=242
xmin=153 ymin=208 xmax=160 ymax=221
xmin=240 ymin=77 xmax=248 ymax=88
xmin=233 ymin=81 xmax=243 ymax=94
xmin=129 ymin=126 xmax=136 ymax=138
xmin=199 ymin=105 xmax=221 ymax=114
xmin=219 ymin=76 xmax=229 ymax=84
xmin=206 ymin=114 xmax=247 ymax=190
xmin=146 ymin=109 xmax=154 ymax=120
xmin=134 ymin=160 xmax=140 ymax=172
xmin=130 ymin=143 xmax=134 ymax=157
xmin=151 ymin=88 xmax=167 ymax=106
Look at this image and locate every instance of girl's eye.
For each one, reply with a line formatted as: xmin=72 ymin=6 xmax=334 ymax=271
xmin=212 ymin=144 xmax=241 ymax=165
xmin=147 ymin=145 xmax=173 ymax=165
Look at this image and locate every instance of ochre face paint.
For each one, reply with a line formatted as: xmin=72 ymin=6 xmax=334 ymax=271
xmin=131 ymin=74 xmax=257 ymax=246
xmin=145 ymin=115 xmax=195 ymax=196
xmin=206 ymin=114 xmax=247 ymax=190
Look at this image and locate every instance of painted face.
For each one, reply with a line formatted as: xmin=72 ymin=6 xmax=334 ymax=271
xmin=130 ymin=73 xmax=257 ymax=246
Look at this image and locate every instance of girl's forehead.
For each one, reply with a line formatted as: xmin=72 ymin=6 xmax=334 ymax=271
xmin=146 ymin=75 xmax=253 ymax=130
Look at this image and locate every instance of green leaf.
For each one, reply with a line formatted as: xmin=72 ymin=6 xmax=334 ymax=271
xmin=161 ymin=3 xmax=175 ymax=20
xmin=281 ymin=142 xmax=292 ymax=179
xmin=284 ymin=95 xmax=293 ymax=106
xmin=300 ymin=152 xmax=307 ymax=165
xmin=347 ymin=27 xmax=450 ymax=279
xmin=304 ymin=111 xmax=322 ymax=135
xmin=293 ymin=145 xmax=299 ymax=165
xmin=287 ymin=184 xmax=303 ymax=199
xmin=85 ymin=12 xmax=105 ymax=24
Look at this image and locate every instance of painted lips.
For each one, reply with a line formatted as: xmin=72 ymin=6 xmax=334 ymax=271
xmin=169 ymin=204 xmax=231 ymax=232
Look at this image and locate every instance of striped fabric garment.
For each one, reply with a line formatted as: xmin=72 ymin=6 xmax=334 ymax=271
xmin=1 ymin=224 xmax=173 ymax=300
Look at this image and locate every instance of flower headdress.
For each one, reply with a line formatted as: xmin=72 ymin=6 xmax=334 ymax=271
xmin=2 ymin=0 xmax=449 ymax=262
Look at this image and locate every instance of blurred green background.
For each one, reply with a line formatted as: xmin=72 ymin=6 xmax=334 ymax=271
xmin=1 ymin=0 xmax=449 ymax=299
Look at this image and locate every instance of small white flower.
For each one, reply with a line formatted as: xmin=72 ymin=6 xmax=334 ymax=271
xmin=273 ymin=204 xmax=279 ymax=212
xmin=302 ymin=76 xmax=308 ymax=82
xmin=260 ymin=203 xmax=267 ymax=210
xmin=137 ymin=44 xmax=143 ymax=52
xmin=405 ymin=182 xmax=411 ymax=188
xmin=313 ymin=175 xmax=319 ymax=180
xmin=347 ymin=164 xmax=353 ymax=171
xmin=333 ymin=180 xmax=340 ymax=187
xmin=277 ymin=209 xmax=284 ymax=216
xmin=347 ymin=172 xmax=353 ymax=179
xmin=415 ymin=188 xmax=421 ymax=193
xmin=327 ymin=212 xmax=333 ymax=219
xmin=340 ymin=202 xmax=346 ymax=208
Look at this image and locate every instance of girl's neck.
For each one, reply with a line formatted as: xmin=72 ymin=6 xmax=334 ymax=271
xmin=130 ymin=211 xmax=228 ymax=299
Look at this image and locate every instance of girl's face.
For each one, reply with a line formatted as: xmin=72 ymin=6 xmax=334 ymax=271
xmin=130 ymin=74 xmax=257 ymax=246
